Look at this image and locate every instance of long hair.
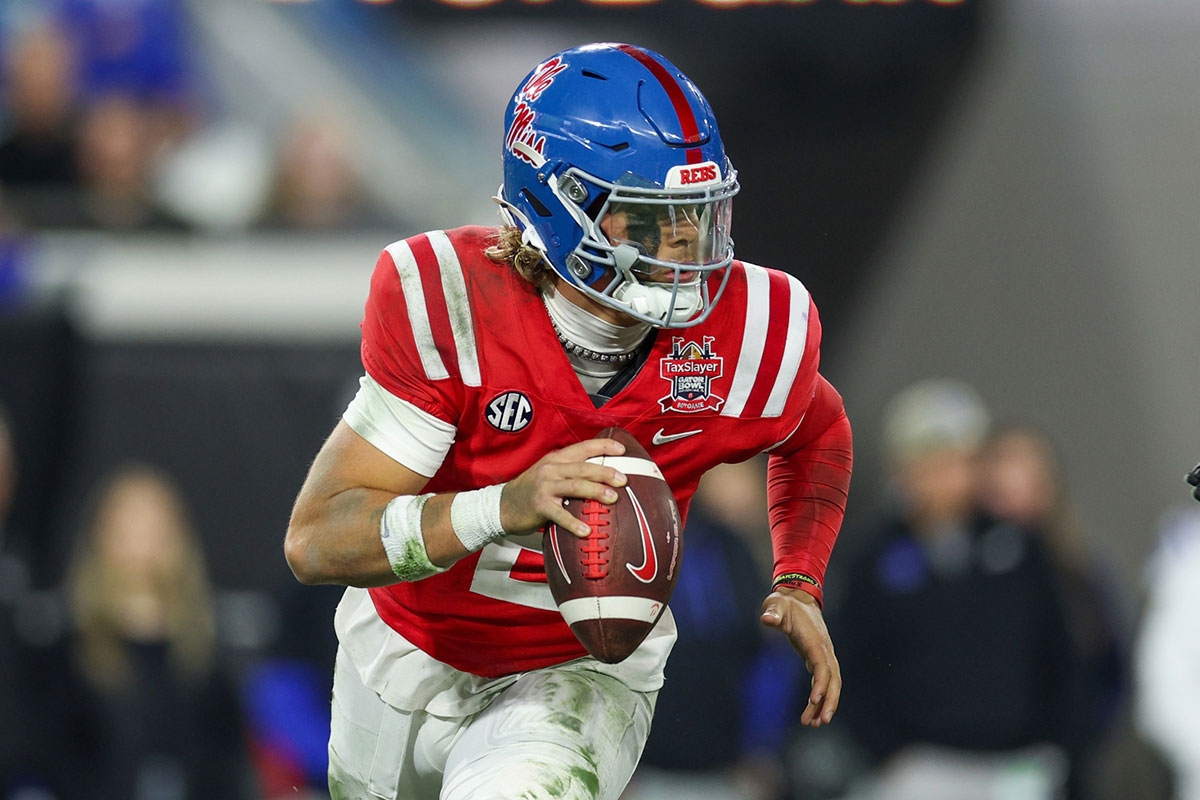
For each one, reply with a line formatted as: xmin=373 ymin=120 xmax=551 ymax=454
xmin=485 ymin=225 xmax=557 ymax=289
xmin=67 ymin=463 xmax=216 ymax=690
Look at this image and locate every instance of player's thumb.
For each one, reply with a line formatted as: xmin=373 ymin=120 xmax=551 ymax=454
xmin=761 ymin=601 xmax=783 ymax=628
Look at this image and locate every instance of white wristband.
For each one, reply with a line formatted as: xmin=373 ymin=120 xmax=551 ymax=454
xmin=380 ymin=493 xmax=446 ymax=582
xmin=450 ymin=483 xmax=508 ymax=553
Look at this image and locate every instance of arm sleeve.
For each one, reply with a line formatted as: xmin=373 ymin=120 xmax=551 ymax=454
xmin=342 ymin=374 xmax=456 ymax=478
xmin=765 ymin=374 xmax=853 ymax=606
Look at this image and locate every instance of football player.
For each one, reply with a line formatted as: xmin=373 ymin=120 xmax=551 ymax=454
xmin=285 ymin=43 xmax=853 ymax=800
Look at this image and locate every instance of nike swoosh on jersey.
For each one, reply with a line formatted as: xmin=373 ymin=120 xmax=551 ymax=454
xmin=651 ymin=428 xmax=703 ymax=445
xmin=626 ymin=488 xmax=658 ymax=584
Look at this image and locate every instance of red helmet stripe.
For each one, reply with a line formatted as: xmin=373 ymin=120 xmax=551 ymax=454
xmin=615 ymin=44 xmax=705 ymax=163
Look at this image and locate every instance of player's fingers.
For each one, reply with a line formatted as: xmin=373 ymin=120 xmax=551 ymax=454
xmin=551 ymin=461 xmax=628 ymax=489
xmin=808 ymin=660 xmax=831 ymax=708
xmin=819 ymin=667 xmax=842 ymax=724
xmin=803 ymin=677 xmax=840 ymax=728
xmin=549 ymin=438 xmax=626 ymax=464
xmin=800 ymin=689 xmax=820 ymax=727
xmin=760 ymin=597 xmax=783 ymax=627
xmin=800 ymin=701 xmax=817 ymax=727
xmin=540 ymin=501 xmax=592 ymax=537
xmin=804 ymin=661 xmax=832 ymax=728
xmin=548 ymin=478 xmax=620 ymax=506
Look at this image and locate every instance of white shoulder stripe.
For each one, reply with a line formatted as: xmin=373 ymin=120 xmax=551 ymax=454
xmin=427 ymin=230 xmax=481 ymax=388
xmin=720 ymin=263 xmax=770 ymax=418
xmin=763 ymin=274 xmax=810 ymax=418
xmin=384 ymin=239 xmax=449 ymax=381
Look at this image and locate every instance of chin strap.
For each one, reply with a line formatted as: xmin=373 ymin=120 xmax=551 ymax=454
xmin=612 ymin=278 xmax=703 ymax=324
xmin=609 ymin=242 xmax=703 ymax=323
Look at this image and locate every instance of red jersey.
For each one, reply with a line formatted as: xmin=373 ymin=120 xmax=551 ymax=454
xmin=361 ymin=226 xmax=838 ymax=677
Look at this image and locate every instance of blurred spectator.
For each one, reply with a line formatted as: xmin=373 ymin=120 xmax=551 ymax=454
xmin=625 ymin=459 xmax=799 ymax=800
xmin=1136 ymin=506 xmax=1200 ymax=800
xmin=0 ymin=21 xmax=79 ymax=188
xmin=834 ymin=379 xmax=1087 ymax=800
xmin=978 ymin=424 xmax=1129 ymax=744
xmin=55 ymin=0 xmax=199 ymax=142
xmin=58 ymin=463 xmax=252 ymax=800
xmin=261 ymin=111 xmax=390 ymax=232
xmin=0 ymin=0 xmax=202 ymax=231
xmin=59 ymin=93 xmax=190 ymax=231
xmin=0 ymin=20 xmax=82 ymax=229
xmin=686 ymin=454 xmax=774 ymax=577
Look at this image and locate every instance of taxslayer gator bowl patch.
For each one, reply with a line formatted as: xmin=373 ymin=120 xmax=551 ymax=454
xmin=658 ymin=336 xmax=724 ymax=413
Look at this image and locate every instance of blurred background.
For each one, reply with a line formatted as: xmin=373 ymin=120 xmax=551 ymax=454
xmin=1 ymin=0 xmax=1198 ymax=798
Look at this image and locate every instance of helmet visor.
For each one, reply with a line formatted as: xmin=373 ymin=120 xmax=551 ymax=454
xmin=600 ymin=197 xmax=733 ymax=275
xmin=594 ymin=168 xmax=735 ymax=274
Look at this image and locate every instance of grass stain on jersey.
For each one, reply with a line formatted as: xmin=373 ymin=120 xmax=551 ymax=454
xmin=579 ymin=743 xmax=598 ymax=773
xmin=528 ymin=765 xmax=599 ymax=800
xmin=569 ymin=766 xmax=600 ymax=796
xmin=547 ymin=711 xmax=585 ymax=735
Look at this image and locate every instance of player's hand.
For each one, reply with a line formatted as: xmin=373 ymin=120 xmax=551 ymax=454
xmin=761 ymin=586 xmax=841 ymax=729
xmin=500 ymin=438 xmax=628 ymax=537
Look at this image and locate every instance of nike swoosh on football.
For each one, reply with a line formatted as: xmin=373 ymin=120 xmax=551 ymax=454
xmin=625 ymin=488 xmax=658 ymax=584
xmin=652 ymin=428 xmax=703 ymax=445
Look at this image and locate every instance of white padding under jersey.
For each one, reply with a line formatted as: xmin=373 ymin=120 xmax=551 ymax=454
xmin=558 ymin=596 xmax=665 ymax=625
xmin=343 ymin=374 xmax=456 ymax=478
xmin=585 ymin=455 xmax=665 ymax=481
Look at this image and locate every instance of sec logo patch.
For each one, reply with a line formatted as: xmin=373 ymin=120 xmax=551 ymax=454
xmin=486 ymin=391 xmax=533 ymax=433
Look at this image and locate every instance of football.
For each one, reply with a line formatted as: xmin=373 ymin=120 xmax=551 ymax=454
xmin=544 ymin=426 xmax=683 ymax=663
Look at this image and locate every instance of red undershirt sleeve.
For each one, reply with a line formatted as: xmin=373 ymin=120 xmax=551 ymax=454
xmin=765 ymin=374 xmax=853 ymax=607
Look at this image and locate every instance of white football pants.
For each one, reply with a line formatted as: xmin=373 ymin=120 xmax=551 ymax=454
xmin=327 ymin=647 xmax=656 ymax=800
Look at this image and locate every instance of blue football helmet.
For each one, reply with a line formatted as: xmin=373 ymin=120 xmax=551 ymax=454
xmin=497 ymin=43 xmax=739 ymax=328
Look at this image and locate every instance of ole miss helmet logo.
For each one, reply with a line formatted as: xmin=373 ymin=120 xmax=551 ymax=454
xmin=505 ymin=57 xmax=568 ymax=166
xmin=658 ymin=336 xmax=724 ymax=413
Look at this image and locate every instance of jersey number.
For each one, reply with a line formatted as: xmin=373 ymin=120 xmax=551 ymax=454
xmin=469 ymin=539 xmax=557 ymax=611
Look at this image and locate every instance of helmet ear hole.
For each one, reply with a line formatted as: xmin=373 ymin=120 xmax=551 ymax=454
xmin=523 ymin=190 xmax=554 ymax=218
